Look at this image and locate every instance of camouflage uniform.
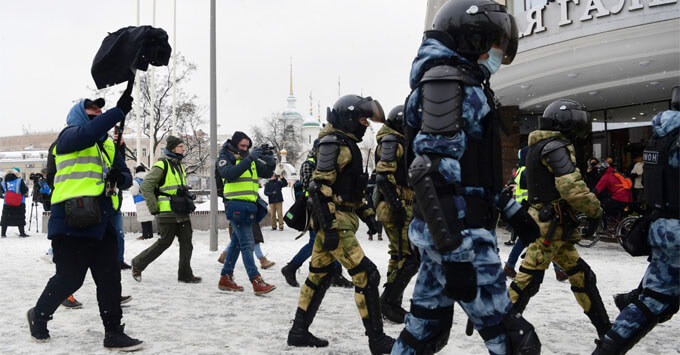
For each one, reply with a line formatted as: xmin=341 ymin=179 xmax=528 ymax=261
xmin=595 ymin=110 xmax=680 ymax=354
xmin=508 ymin=130 xmax=611 ymax=338
xmin=375 ymin=124 xmax=416 ymax=283
xmin=292 ymin=125 xmax=391 ymax=352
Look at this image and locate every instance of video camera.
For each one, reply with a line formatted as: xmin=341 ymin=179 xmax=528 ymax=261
xmin=257 ymin=144 xmax=275 ymax=156
xmin=29 ymin=172 xmax=43 ymax=183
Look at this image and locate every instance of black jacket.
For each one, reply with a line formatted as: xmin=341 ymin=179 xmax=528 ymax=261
xmin=264 ymin=177 xmax=287 ymax=203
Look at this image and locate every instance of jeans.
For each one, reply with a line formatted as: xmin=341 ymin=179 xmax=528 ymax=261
xmin=291 ymin=230 xmax=316 ymax=266
xmin=112 ymin=210 xmax=125 ymax=262
xmin=254 ymin=243 xmax=264 ymax=259
xmin=506 ymin=238 xmax=561 ymax=271
xmin=221 ymin=220 xmax=259 ymax=281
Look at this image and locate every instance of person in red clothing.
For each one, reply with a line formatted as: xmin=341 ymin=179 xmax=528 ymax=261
xmin=594 ymin=163 xmax=633 ymax=218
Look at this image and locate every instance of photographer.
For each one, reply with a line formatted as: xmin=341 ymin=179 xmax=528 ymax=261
xmin=1 ymin=167 xmax=29 ymax=237
xmin=34 ymin=169 xmax=52 ymax=211
xmin=216 ymin=131 xmax=276 ymax=295
xmin=131 ymin=136 xmax=201 ymax=284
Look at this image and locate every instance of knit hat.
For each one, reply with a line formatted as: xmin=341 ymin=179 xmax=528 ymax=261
xmin=230 ymin=131 xmax=252 ymax=149
xmin=135 ymin=165 xmax=147 ymax=173
xmin=166 ymin=136 xmax=184 ymax=151
xmin=11 ymin=167 xmax=20 ymax=173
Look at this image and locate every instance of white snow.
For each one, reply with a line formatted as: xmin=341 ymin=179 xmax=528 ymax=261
xmin=0 ymin=210 xmax=678 ymax=354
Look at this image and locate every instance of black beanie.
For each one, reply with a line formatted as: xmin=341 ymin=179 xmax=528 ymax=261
xmin=166 ymin=135 xmax=184 ymax=151
xmin=231 ymin=131 xmax=252 ymax=149
xmin=135 ymin=165 xmax=147 ymax=173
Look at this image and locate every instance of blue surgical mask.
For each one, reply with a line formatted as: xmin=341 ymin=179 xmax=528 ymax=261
xmin=478 ymin=47 xmax=503 ymax=75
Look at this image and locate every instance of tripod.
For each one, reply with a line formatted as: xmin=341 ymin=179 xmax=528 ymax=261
xmin=28 ymin=186 xmax=41 ymax=233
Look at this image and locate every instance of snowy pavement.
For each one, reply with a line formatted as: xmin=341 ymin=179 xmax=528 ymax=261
xmin=0 ymin=224 xmax=678 ymax=354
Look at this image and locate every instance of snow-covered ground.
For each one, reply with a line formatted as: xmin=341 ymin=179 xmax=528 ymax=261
xmin=1 ymin=218 xmax=678 ymax=354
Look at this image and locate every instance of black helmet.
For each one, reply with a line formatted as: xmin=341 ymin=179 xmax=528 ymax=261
xmin=539 ymin=99 xmax=590 ymax=139
xmin=671 ymin=86 xmax=679 ymax=111
xmin=430 ymin=0 xmax=518 ymax=65
xmin=326 ymin=95 xmax=384 ymax=141
xmin=385 ymin=105 xmax=405 ymax=132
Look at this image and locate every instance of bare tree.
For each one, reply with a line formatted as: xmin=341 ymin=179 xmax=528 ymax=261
xmin=251 ymin=114 xmax=303 ymax=166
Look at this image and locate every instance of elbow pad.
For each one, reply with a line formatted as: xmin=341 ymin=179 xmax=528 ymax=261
xmin=409 ymin=154 xmax=465 ymax=253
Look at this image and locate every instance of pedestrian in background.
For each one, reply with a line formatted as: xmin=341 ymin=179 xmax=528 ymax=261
xmin=130 ymin=165 xmax=154 ymax=240
xmin=264 ymin=173 xmax=287 ymax=231
xmin=1 ymin=167 xmax=29 ymax=237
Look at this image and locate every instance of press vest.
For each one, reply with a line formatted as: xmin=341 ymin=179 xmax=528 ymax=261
xmin=154 ymin=159 xmax=187 ymax=212
xmin=224 ymin=159 xmax=259 ymax=202
xmin=51 ymin=138 xmax=117 ymax=209
xmin=643 ymin=127 xmax=679 ymax=218
xmin=2 ymin=178 xmax=25 ymax=204
xmin=514 ymin=166 xmax=528 ymax=202
xmin=526 ymin=138 xmax=562 ymax=204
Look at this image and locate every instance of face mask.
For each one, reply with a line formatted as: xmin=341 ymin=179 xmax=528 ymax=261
xmin=88 ymin=114 xmax=97 ymax=120
xmin=478 ymin=47 xmax=504 ymax=75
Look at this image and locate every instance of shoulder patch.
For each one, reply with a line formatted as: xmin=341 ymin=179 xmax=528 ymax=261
xmin=218 ymin=159 xmax=227 ymax=167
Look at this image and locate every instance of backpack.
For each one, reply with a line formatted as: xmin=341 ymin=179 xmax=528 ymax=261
xmin=613 ymin=171 xmax=633 ymax=191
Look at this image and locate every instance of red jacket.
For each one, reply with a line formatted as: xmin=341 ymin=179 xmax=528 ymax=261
xmin=595 ymin=167 xmax=633 ymax=203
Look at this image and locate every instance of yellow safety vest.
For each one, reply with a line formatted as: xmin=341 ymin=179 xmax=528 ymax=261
xmin=52 ymin=138 xmax=118 ymax=209
xmin=514 ymin=166 xmax=528 ymax=203
xmin=224 ymin=159 xmax=259 ymax=202
xmin=154 ymin=159 xmax=187 ymax=212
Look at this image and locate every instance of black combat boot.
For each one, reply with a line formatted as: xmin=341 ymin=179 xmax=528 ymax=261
xmin=281 ymin=262 xmax=300 ymax=287
xmin=26 ymin=308 xmax=50 ymax=342
xmin=103 ymin=324 xmax=144 ymax=351
xmin=287 ymin=274 xmax=332 ymax=348
xmin=380 ymin=282 xmax=407 ymax=323
xmin=362 ymin=318 xmax=396 ymax=354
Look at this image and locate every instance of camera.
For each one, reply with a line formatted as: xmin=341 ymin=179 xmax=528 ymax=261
xmin=29 ymin=172 xmax=43 ymax=182
xmin=257 ymin=144 xmax=275 ymax=156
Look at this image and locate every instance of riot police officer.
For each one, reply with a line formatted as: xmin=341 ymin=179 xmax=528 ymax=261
xmin=287 ymin=94 xmax=394 ymax=354
xmin=593 ymin=87 xmax=680 ymax=354
xmin=392 ymin=1 xmax=541 ymax=353
xmin=508 ymin=99 xmax=612 ymax=339
xmin=373 ymin=104 xmax=418 ymax=324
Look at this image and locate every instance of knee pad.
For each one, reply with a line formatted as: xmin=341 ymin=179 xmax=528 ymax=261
xmin=567 ymin=259 xmax=599 ymax=295
xmin=479 ymin=309 xmax=541 ymax=355
xmin=510 ymin=267 xmax=544 ymax=313
xmin=642 ymin=288 xmax=679 ymax=323
xmin=349 ymin=257 xmax=380 ymax=290
xmin=399 ymin=303 xmax=454 ymax=354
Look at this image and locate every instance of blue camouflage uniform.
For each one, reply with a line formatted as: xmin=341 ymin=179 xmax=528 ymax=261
xmin=598 ymin=110 xmax=680 ymax=352
xmin=392 ymin=38 xmax=524 ymax=355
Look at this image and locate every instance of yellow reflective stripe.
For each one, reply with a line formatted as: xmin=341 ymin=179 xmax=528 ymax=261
xmin=159 ymin=185 xmax=180 ymax=192
xmin=54 ymin=171 xmax=104 ymax=184
xmin=56 ymin=156 xmax=103 ymax=170
xmin=224 ymin=191 xmax=259 ymax=198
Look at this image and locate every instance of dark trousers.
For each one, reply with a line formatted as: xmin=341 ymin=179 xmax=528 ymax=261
xmin=133 ymin=220 xmax=194 ymax=281
xmin=34 ymin=230 xmax=122 ymax=329
xmin=141 ymin=221 xmax=153 ymax=238
xmin=1 ymin=225 xmax=25 ymax=236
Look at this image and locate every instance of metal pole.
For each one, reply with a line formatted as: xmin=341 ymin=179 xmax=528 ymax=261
xmin=172 ymin=0 xmax=177 ymax=135
xmin=209 ymin=0 xmax=218 ymax=251
xmin=135 ymin=0 xmax=141 ymax=165
xmin=149 ymin=0 xmax=156 ymax=165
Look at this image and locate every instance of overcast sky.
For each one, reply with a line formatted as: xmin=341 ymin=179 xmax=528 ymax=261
xmin=0 ymin=0 xmax=427 ymax=138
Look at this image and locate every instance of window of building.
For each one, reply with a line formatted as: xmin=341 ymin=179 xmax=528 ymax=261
xmin=142 ymin=148 xmax=147 ymax=157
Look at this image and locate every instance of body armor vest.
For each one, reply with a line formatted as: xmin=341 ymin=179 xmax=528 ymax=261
xmin=458 ymin=107 xmax=503 ymax=229
xmin=332 ymin=132 xmax=368 ymax=204
xmin=643 ymin=128 xmax=679 ymax=218
xmin=526 ymin=138 xmax=562 ymax=204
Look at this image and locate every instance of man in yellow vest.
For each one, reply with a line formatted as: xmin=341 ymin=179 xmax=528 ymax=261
xmin=217 ymin=131 xmax=277 ymax=294
xmin=28 ymin=94 xmax=144 ymax=351
xmin=131 ymin=136 xmax=201 ymax=284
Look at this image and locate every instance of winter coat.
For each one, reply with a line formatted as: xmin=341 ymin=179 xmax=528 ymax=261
xmin=47 ymin=101 xmax=132 ymax=240
xmin=0 ymin=173 xmax=28 ymax=227
xmin=140 ymin=152 xmax=190 ymax=223
xmin=595 ymin=167 xmax=633 ymax=203
xmin=264 ymin=177 xmax=287 ymax=203
xmin=130 ymin=171 xmax=154 ymax=223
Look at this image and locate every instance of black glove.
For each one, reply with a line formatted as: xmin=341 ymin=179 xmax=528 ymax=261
xmin=583 ymin=217 xmax=600 ymax=237
xmin=248 ymin=148 xmax=262 ymax=161
xmin=322 ymin=228 xmax=340 ymax=251
xmin=508 ymin=208 xmax=541 ymax=245
xmin=364 ymin=215 xmax=379 ymax=235
xmin=116 ymin=92 xmax=133 ymax=115
xmin=442 ymin=262 xmax=477 ymax=302
xmin=151 ymin=210 xmax=160 ymax=215
xmin=106 ymin=168 xmax=123 ymax=185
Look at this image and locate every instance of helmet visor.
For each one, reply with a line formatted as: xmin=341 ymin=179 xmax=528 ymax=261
xmin=358 ymin=98 xmax=385 ymax=123
xmin=571 ymin=109 xmax=591 ymax=138
xmin=472 ymin=4 xmax=518 ymax=64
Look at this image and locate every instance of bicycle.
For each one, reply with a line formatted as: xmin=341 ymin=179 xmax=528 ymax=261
xmin=576 ymin=204 xmax=641 ymax=248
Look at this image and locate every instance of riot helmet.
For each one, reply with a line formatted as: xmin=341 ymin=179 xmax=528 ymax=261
xmin=385 ymin=105 xmax=405 ymax=132
xmin=430 ymin=0 xmax=518 ymax=65
xmin=326 ymin=95 xmax=385 ymax=141
xmin=671 ymin=86 xmax=679 ymax=111
xmin=539 ymin=99 xmax=590 ymax=139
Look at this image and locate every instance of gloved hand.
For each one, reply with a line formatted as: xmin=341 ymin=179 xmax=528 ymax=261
xmin=508 ymin=208 xmax=541 ymax=245
xmin=116 ymin=91 xmax=133 ymax=115
xmin=106 ymin=168 xmax=123 ymax=185
xmin=583 ymin=217 xmax=600 ymax=237
xmin=322 ymin=228 xmax=340 ymax=251
xmin=150 ymin=210 xmax=160 ymax=216
xmin=365 ymin=215 xmax=379 ymax=235
xmin=248 ymin=147 xmax=263 ymax=161
xmin=442 ymin=262 xmax=477 ymax=302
